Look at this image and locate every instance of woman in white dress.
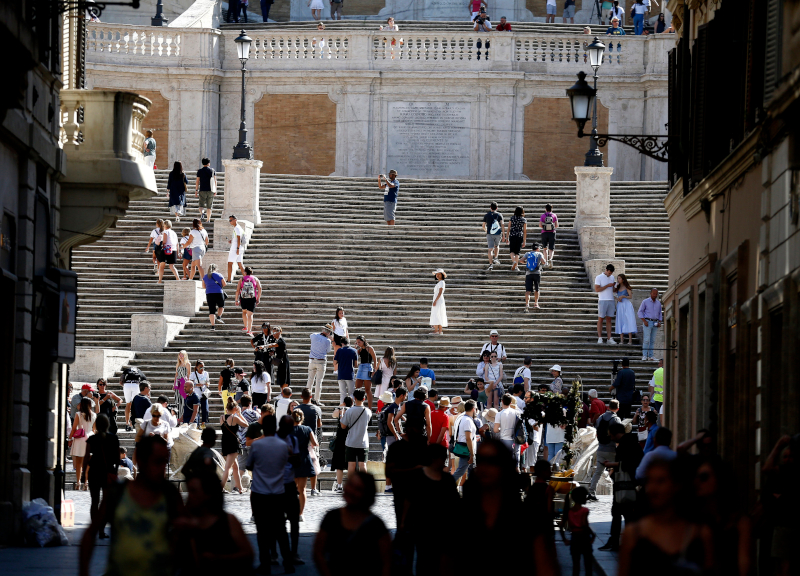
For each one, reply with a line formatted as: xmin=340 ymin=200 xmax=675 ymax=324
xmin=69 ymin=397 xmax=97 ymax=490
xmin=308 ymin=0 xmax=324 ymax=21
xmin=614 ymin=274 xmax=637 ymax=344
xmin=375 ymin=347 xmax=397 ymax=398
xmin=429 ymin=268 xmax=448 ymax=334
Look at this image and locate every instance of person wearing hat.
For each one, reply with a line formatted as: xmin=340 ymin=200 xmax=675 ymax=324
xmin=378 ymin=390 xmax=394 ymax=413
xmin=71 ymin=383 xmax=100 ymax=416
xmin=481 ymin=330 xmax=508 ymax=362
xmin=549 ymin=365 xmax=564 ymax=394
xmin=429 ymin=269 xmax=448 ymax=334
xmin=308 ymin=324 xmax=334 ymax=401
xmin=523 ymin=243 xmax=545 ymax=312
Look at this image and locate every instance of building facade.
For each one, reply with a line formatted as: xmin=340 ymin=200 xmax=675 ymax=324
xmin=0 ymin=0 xmax=156 ymax=543
xmin=663 ymin=0 xmax=800 ymax=517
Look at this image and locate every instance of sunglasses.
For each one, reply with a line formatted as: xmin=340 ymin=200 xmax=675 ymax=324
xmin=490 ymin=355 xmax=498 ymax=358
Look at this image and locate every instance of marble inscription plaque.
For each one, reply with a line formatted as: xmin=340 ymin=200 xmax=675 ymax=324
xmin=387 ymin=101 xmax=471 ymax=178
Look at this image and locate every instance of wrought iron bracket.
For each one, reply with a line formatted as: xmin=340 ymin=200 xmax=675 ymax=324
xmin=52 ymin=0 xmax=140 ymax=18
xmin=577 ymin=128 xmax=669 ymax=162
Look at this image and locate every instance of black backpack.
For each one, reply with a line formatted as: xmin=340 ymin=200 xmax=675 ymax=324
xmin=121 ymin=366 xmax=145 ymax=386
xmin=596 ymin=413 xmax=612 ymax=444
xmin=513 ymin=412 xmax=528 ymax=445
xmin=378 ymin=404 xmax=394 ymax=437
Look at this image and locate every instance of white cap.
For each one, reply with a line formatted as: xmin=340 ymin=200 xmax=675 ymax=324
xmin=588 ymin=389 xmax=598 ymax=398
xmin=490 ymin=329 xmax=499 ymax=335
xmin=549 ymin=364 xmax=562 ymax=372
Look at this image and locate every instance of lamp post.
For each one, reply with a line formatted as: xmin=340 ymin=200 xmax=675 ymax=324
xmin=577 ymin=37 xmax=605 ymax=166
xmin=151 ymin=0 xmax=168 ymax=25
xmin=233 ymin=30 xmax=253 ymax=160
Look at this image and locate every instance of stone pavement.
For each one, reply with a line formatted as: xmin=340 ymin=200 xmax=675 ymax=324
xmin=0 ymin=490 xmax=618 ymax=576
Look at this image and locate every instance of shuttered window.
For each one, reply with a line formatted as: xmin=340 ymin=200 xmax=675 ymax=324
xmin=763 ymin=0 xmax=783 ymax=105
xmin=690 ymin=25 xmax=708 ymax=186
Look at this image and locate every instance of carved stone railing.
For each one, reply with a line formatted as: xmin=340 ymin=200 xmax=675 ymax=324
xmin=60 ymin=89 xmax=152 ymax=160
xmin=85 ymin=24 xmax=673 ymax=75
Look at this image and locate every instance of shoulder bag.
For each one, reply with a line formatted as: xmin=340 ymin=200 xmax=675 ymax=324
xmin=452 ymin=417 xmax=471 ymax=457
xmin=371 ymin=363 xmax=384 ymax=387
xmin=211 ymin=274 xmax=228 ymax=300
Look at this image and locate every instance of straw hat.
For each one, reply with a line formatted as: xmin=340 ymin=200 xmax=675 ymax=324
xmin=451 ymin=396 xmax=462 ymax=406
xmin=379 ymin=391 xmax=394 ymax=404
xmin=432 ymin=268 xmax=447 ymax=279
xmin=323 ymin=323 xmax=334 ymax=333
xmin=484 ymin=408 xmax=498 ymax=422
xmin=438 ymin=397 xmax=450 ymax=407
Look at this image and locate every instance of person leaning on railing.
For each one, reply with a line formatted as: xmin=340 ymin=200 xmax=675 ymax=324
xmin=496 ymin=16 xmax=512 ymax=31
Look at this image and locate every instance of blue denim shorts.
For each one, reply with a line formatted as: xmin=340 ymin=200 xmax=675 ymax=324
xmin=356 ymin=363 xmax=373 ymax=380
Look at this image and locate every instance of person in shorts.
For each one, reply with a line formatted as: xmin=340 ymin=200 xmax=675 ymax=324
xmin=563 ymin=0 xmax=575 ymax=22
xmin=377 ymin=170 xmax=399 ymax=226
xmin=595 ymin=263 xmax=617 ymax=344
xmin=180 ymin=228 xmax=192 ymax=280
xmin=227 ymin=215 xmax=246 ymax=282
xmin=341 ymin=388 xmax=372 ymax=475
xmin=330 ymin=0 xmax=343 ymax=19
xmin=546 ymin=0 xmax=557 ymax=22
xmin=482 ymin=202 xmax=504 ymax=271
xmin=524 ymin=243 xmax=545 ymax=312
xmin=540 ymin=203 xmax=558 ymax=268
xmin=195 ymin=158 xmax=217 ymax=223
xmin=203 ymin=262 xmax=227 ymax=330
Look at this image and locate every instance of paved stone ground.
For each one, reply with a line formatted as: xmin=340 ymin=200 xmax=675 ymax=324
xmin=0 ymin=490 xmax=617 ymax=576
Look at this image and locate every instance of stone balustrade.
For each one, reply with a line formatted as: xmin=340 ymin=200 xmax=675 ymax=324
xmin=87 ymin=22 xmax=669 ymax=75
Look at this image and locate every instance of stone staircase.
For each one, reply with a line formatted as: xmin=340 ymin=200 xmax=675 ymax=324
xmin=72 ymin=171 xmax=668 ymax=483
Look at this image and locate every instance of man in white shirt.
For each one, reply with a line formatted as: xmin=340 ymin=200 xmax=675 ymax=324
xmin=513 ymin=356 xmax=532 ymax=392
xmin=595 ymin=263 xmax=617 ymax=344
xmin=275 ymin=387 xmax=293 ymax=418
xmin=494 ymin=394 xmax=522 ymax=472
xmin=481 ymin=329 xmax=508 ymax=362
xmin=545 ymin=0 xmax=557 ymax=22
xmin=452 ymin=399 xmax=478 ymax=484
xmin=142 ymin=394 xmax=178 ymax=427
xmin=226 ymin=214 xmax=246 ymax=282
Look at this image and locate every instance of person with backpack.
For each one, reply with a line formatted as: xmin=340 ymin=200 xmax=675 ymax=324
xmin=513 ymin=356 xmax=532 ymax=392
xmin=540 ymin=203 xmax=558 ymax=268
xmin=120 ymin=367 xmax=145 ymax=432
xmin=523 ymin=242 xmax=545 ymax=312
xmin=227 ymin=214 xmax=247 ymax=282
xmin=145 ymin=218 xmax=163 ymax=275
xmin=588 ymin=398 xmax=622 ymax=501
xmin=482 ymin=201 xmax=505 ymax=271
xmin=156 ymin=220 xmax=181 ymax=283
xmin=235 ymin=266 xmax=262 ymax=336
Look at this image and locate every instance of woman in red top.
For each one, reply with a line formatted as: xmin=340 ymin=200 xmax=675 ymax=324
xmin=429 ymin=398 xmax=451 ymax=449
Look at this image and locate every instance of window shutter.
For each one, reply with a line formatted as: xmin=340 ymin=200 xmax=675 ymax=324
xmin=668 ymin=47 xmax=678 ymax=189
xmin=690 ymin=26 xmax=708 ymax=185
xmin=763 ymin=0 xmax=783 ymax=105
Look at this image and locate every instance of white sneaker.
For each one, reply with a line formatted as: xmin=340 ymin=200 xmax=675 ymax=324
xmin=310 ymin=489 xmax=320 ymax=496
xmin=597 ymin=337 xmax=604 ymax=344
xmin=548 ymin=260 xmax=553 ymax=268
xmin=608 ymin=338 xmax=617 ymax=345
xmin=299 ymin=514 xmax=305 ymax=522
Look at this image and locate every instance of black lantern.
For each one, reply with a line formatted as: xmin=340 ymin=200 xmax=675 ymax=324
xmin=233 ymin=31 xmax=254 ymax=160
xmin=566 ymin=71 xmax=596 ymax=135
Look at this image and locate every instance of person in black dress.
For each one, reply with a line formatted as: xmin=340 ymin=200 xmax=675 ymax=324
xmin=85 ymin=414 xmax=120 ymax=539
xmin=250 ymin=322 xmax=273 ymax=374
xmin=269 ymin=326 xmax=290 ymax=388
xmin=219 ymin=397 xmax=248 ymax=494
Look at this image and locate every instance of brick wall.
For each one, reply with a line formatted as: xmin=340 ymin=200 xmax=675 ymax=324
xmin=96 ymin=88 xmax=170 ymax=167
xmin=254 ymin=94 xmax=336 ymax=175
xmin=522 ymin=97 xmax=609 ymax=181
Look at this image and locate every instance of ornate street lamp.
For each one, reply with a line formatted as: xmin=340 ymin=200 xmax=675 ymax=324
xmin=566 ymin=37 xmax=669 ymax=163
xmin=233 ymin=30 xmax=254 ymax=160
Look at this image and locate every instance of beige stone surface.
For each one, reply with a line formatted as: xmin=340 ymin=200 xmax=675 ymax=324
xmin=578 ymin=226 xmax=616 ymax=261
xmin=163 ymin=280 xmax=206 ymax=316
xmin=72 ymin=348 xmax=136 ymax=382
xmin=131 ymin=314 xmax=191 ymax=352
xmin=585 ymin=259 xmax=625 ymax=289
xmin=574 ymin=166 xmax=615 ymax=229
xmin=213 ymin=219 xmax=254 ymax=254
xmin=221 ymin=160 xmax=263 ymax=225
